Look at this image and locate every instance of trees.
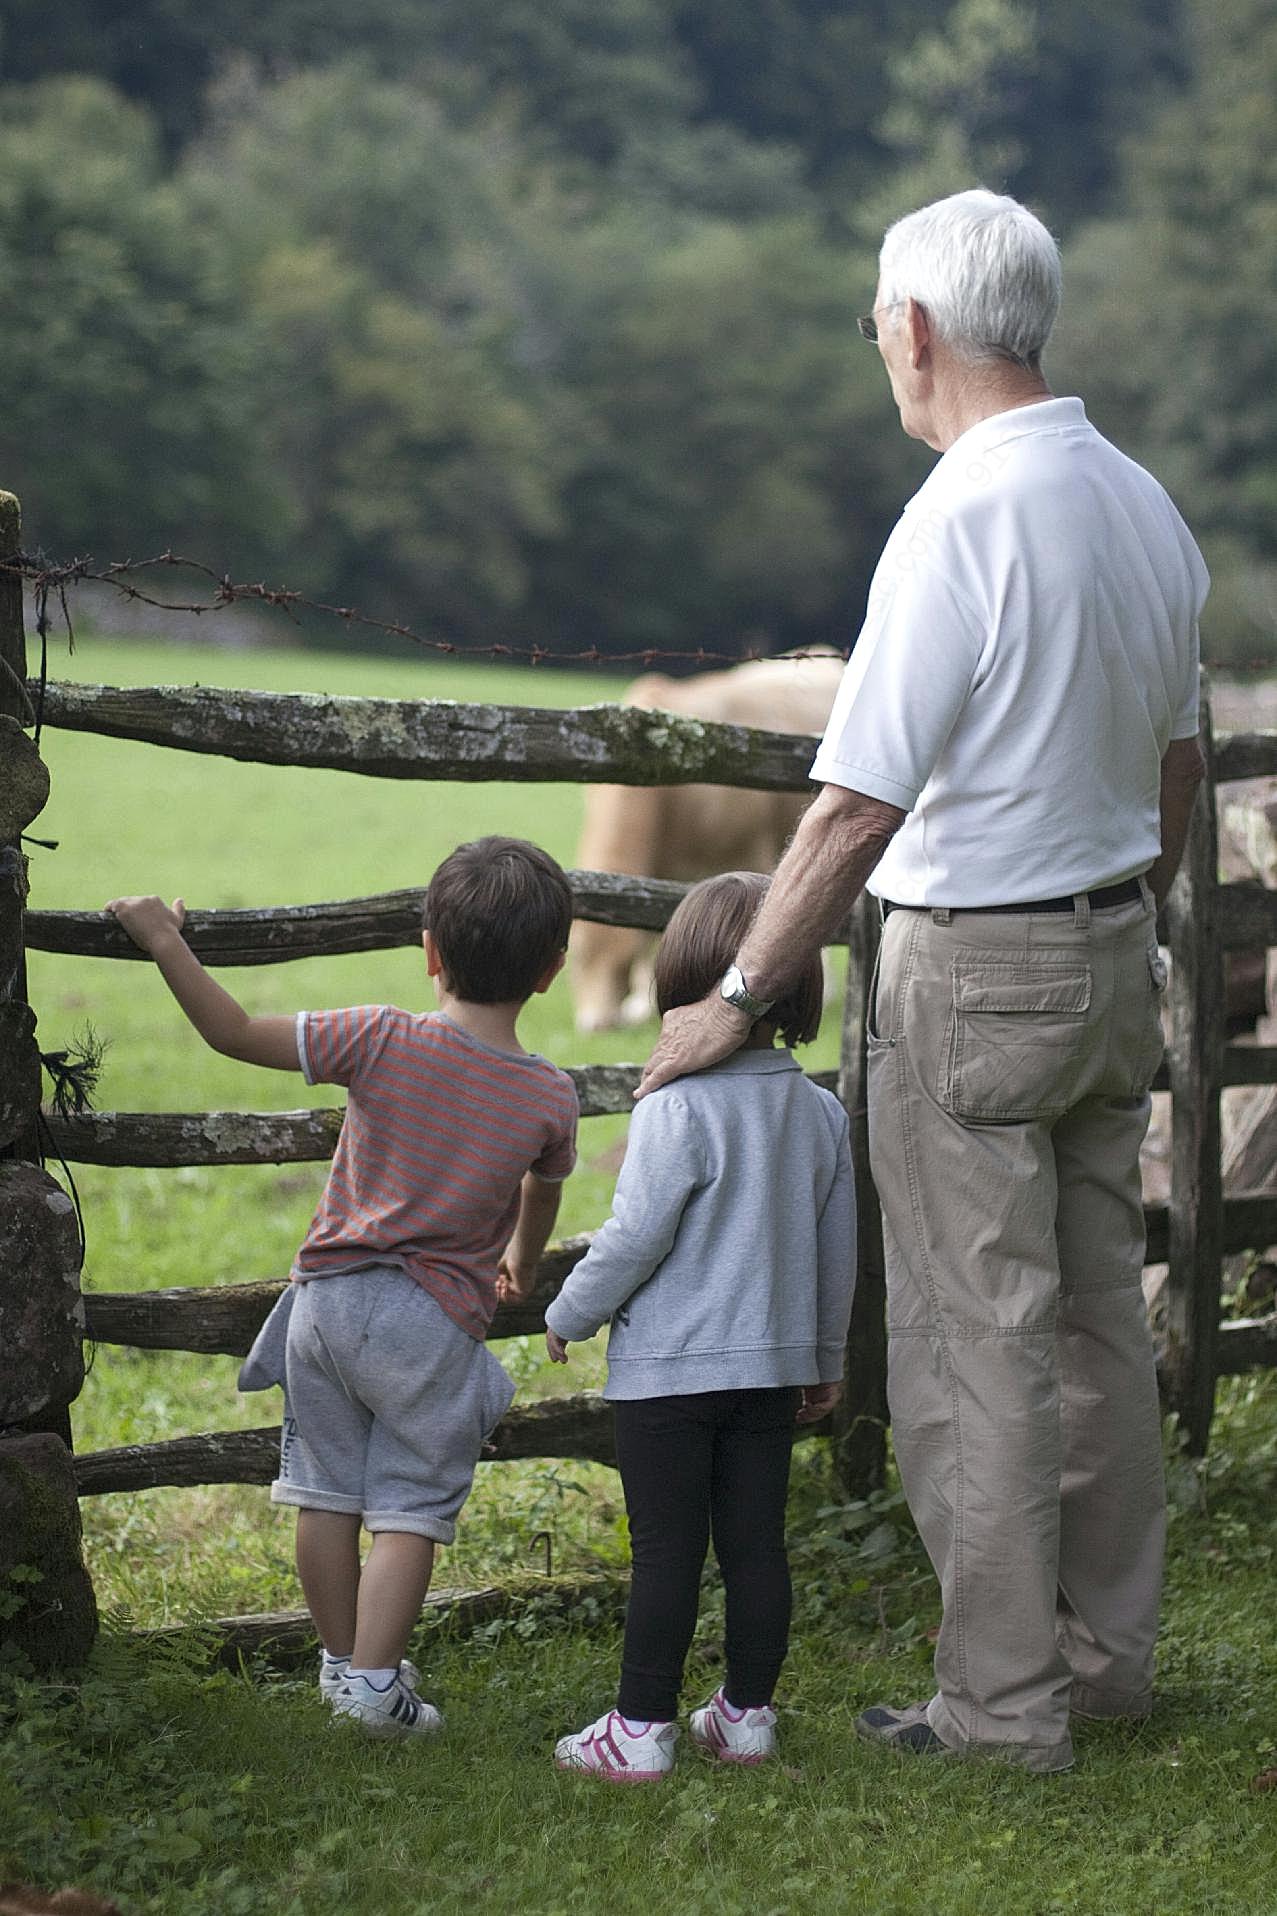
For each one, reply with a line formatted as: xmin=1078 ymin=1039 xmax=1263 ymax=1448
xmin=1 ymin=0 xmax=1267 ymax=664
xmin=0 ymin=78 xmax=270 ymax=564
xmin=1052 ymin=0 xmax=1277 ymax=662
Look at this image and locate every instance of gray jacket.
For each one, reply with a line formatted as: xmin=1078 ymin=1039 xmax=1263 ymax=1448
xmin=546 ymin=1049 xmax=855 ymax=1399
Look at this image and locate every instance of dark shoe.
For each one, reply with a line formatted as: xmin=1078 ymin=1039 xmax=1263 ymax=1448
xmin=855 ymin=1700 xmax=952 ymax=1756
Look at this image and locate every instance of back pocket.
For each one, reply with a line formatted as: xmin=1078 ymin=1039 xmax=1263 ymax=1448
xmin=941 ymin=959 xmax=1092 ymax=1123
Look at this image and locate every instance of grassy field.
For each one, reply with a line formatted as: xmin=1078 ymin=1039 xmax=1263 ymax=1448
xmin=8 ymin=632 xmax=1277 ymax=1914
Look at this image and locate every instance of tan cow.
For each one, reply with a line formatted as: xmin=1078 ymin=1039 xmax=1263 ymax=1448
xmin=571 ymin=650 xmax=846 ymax=1031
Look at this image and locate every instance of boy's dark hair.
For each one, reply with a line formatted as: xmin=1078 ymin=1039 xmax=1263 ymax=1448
xmin=653 ymin=870 xmax=823 ymax=1046
xmin=424 ymin=836 xmax=573 ymax=1005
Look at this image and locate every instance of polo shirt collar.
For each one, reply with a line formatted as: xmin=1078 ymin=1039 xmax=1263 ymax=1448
xmin=943 ymin=395 xmax=1089 ymax=467
xmin=698 ymin=1048 xmax=804 ymax=1077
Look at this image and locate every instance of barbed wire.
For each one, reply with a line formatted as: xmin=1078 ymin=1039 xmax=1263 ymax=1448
xmin=7 ymin=548 xmax=1276 ymax=678
xmin=7 ymin=550 xmax=846 ymax=673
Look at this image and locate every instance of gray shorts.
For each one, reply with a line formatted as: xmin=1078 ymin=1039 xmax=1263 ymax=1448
xmin=250 ymin=1267 xmax=514 ymax=1542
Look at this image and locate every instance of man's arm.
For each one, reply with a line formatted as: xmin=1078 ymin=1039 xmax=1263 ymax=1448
xmin=1147 ymin=736 xmax=1207 ymax=909
xmin=104 ymin=895 xmax=301 ymax=1070
xmin=637 ymin=783 xmax=905 ymax=1096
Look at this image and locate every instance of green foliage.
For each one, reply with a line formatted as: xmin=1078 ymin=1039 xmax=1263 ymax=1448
xmin=1 ymin=0 xmax=1229 ymax=666
xmin=532 ymin=214 xmax=905 ymax=654
xmin=1051 ymin=0 xmax=1277 ymax=668
xmin=873 ymin=0 xmax=1182 ymax=233
xmin=0 ymin=77 xmax=274 ymax=564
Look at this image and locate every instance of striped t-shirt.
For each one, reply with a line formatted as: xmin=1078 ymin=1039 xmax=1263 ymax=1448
xmin=292 ymin=1007 xmax=578 ymax=1340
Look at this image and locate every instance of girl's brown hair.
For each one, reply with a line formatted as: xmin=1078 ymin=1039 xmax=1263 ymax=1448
xmin=653 ymin=871 xmax=823 ymax=1046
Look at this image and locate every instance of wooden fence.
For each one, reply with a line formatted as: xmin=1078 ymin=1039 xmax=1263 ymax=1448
xmin=4 ymin=493 xmax=1277 ymax=1557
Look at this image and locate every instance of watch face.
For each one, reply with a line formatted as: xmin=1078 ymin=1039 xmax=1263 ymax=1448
xmin=720 ymin=965 xmax=768 ymax=1016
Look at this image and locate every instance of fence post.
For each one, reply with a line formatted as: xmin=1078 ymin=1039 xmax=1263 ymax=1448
xmin=1163 ymin=689 xmax=1224 ymax=1453
xmin=0 ymin=490 xmax=42 ymax=1165
xmin=0 ymin=494 xmax=83 ymax=1447
xmin=831 ymin=894 xmax=888 ymax=1495
xmin=0 ymin=494 xmax=94 ymax=1664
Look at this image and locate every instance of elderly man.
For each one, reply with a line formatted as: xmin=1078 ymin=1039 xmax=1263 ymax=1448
xmin=638 ymin=188 xmax=1208 ymax=1773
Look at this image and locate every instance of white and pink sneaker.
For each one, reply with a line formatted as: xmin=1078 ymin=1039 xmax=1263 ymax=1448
xmin=689 ymin=1689 xmax=778 ymax=1765
xmin=554 ymin=1710 xmax=678 ymax=1782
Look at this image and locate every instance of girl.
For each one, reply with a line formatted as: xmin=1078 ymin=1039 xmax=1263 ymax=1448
xmin=547 ymin=871 xmax=855 ymax=1780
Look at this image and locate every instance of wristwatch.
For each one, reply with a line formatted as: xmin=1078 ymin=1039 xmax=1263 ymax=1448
xmin=719 ymin=963 xmax=774 ymax=1020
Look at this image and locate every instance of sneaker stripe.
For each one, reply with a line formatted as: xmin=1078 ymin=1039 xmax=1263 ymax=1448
xmin=599 ymin=1716 xmax=630 ymax=1771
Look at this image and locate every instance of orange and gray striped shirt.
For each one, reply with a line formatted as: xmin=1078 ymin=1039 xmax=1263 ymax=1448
xmin=292 ymin=1007 xmax=577 ymax=1340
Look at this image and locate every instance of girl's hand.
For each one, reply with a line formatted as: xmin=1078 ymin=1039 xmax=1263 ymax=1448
xmin=796 ymin=1380 xmax=842 ymax=1425
xmin=546 ymin=1329 xmax=570 ymax=1364
xmin=105 ymin=894 xmax=186 ymax=954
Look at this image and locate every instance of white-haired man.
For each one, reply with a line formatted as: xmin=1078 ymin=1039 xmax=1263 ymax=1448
xmin=638 ymin=188 xmax=1208 ymax=1773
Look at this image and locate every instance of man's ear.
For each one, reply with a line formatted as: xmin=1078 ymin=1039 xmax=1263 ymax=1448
xmin=904 ymin=295 xmax=932 ymax=370
xmin=532 ymin=949 xmax=567 ymax=995
xmin=422 ymin=928 xmax=446 ymax=980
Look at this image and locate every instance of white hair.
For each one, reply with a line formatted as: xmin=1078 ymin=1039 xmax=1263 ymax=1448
xmin=878 ymin=188 xmax=1061 ymax=369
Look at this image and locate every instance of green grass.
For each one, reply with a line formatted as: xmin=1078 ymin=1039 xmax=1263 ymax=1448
xmin=12 ymin=633 xmax=1277 ymax=1914
xmin=6 ymin=1388 xmax=1277 ymax=1915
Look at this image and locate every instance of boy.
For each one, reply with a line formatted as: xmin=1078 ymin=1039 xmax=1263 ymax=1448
xmin=106 ymin=836 xmax=578 ymax=1738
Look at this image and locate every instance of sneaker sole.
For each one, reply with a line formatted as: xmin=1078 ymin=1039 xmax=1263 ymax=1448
xmin=334 ymin=1715 xmax=441 ymax=1740
xmin=554 ymin=1755 xmax=669 ymax=1783
xmin=688 ymin=1720 xmax=775 ymax=1766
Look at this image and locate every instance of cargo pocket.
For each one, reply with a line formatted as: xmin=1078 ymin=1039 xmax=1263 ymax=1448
xmin=941 ymin=959 xmax=1092 ymax=1123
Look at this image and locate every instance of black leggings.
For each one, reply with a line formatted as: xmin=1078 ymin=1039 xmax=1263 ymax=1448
xmin=612 ymin=1387 xmax=800 ymax=1723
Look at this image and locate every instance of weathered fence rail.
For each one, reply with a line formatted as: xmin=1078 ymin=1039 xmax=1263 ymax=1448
xmin=75 ymin=1391 xmax=621 ymax=1496
xmin=43 ymin=1069 xmax=838 ymax=1166
xmin=25 ymin=874 xmax=1277 ymax=960
xmin=69 ymin=1192 xmax=1277 ymax=1362
xmin=24 ymin=872 xmax=692 ymax=962
xmin=32 ymin=680 xmax=821 ymax=789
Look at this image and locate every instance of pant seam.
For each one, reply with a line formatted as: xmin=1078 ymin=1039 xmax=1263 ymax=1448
xmin=893 ymin=912 xmax=971 ymax=1711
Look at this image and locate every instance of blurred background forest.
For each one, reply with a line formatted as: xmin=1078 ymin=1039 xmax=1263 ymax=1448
xmin=0 ymin=0 xmax=1273 ymax=668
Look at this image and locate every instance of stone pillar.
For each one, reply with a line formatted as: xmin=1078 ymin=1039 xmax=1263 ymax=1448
xmin=0 ymin=1434 xmax=97 ymax=1671
xmin=0 ymin=497 xmax=95 ymax=1666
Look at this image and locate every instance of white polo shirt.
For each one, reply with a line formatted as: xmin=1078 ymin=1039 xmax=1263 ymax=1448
xmin=810 ymin=398 xmax=1209 ymax=906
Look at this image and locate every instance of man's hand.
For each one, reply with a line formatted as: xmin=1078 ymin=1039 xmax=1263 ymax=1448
xmin=104 ymin=894 xmax=187 ymax=954
xmin=636 ymin=993 xmax=752 ymax=1100
xmin=796 ymin=1380 xmax=842 ymax=1425
xmin=546 ymin=1329 xmax=570 ymax=1364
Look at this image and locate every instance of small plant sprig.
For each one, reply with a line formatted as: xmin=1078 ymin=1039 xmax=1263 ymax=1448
xmin=40 ymin=1023 xmax=108 ymax=1120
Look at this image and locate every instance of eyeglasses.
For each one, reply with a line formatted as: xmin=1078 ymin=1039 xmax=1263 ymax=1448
xmin=856 ymin=300 xmax=909 ymax=343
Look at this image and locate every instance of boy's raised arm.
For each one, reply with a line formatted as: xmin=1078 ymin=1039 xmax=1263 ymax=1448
xmin=104 ymin=894 xmax=302 ymax=1072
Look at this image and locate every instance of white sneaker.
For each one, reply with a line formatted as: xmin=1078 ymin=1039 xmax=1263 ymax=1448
xmin=554 ymin=1710 xmax=677 ymax=1783
xmin=689 ymin=1689 xmax=777 ymax=1765
xmin=331 ymin=1672 xmax=442 ymax=1739
xmin=319 ymin=1656 xmax=421 ymax=1706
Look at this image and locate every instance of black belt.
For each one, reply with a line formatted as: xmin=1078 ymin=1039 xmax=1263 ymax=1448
xmin=881 ymin=877 xmax=1143 ymax=920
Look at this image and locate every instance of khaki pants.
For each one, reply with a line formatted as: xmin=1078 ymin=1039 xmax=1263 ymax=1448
xmin=867 ymin=889 xmax=1167 ymax=1773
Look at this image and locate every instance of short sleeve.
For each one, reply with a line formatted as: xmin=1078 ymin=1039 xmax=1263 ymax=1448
xmin=1170 ymin=624 xmax=1202 ymax=742
xmin=298 ymin=1006 xmax=394 ymax=1087
xmin=530 ymin=1078 xmax=579 ymax=1182
xmin=809 ymin=540 xmax=982 ymax=807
